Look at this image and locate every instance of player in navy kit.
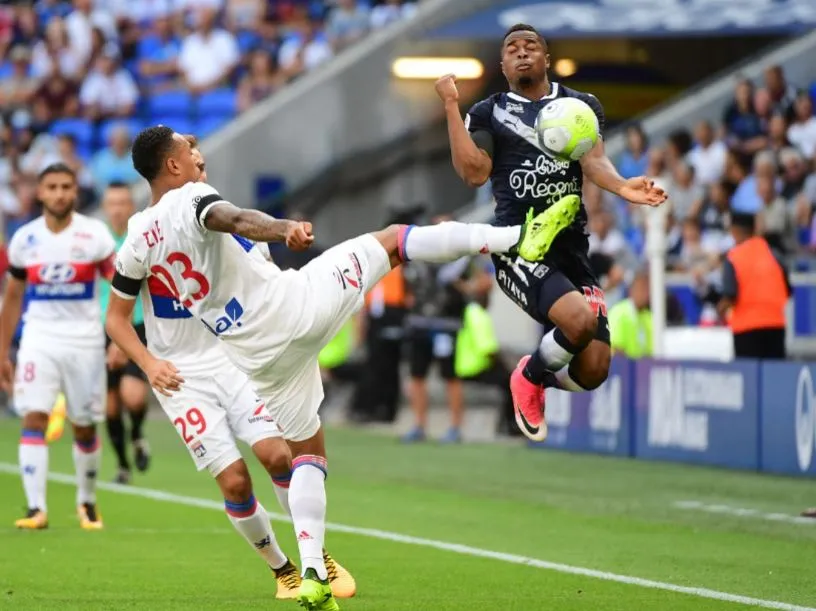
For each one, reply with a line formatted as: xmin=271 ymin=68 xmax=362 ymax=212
xmin=437 ymin=24 xmax=667 ymax=441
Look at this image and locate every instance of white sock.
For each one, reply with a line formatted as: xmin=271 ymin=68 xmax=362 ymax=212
xmin=72 ymin=436 xmax=101 ymax=505
xmin=225 ymin=495 xmax=288 ymax=569
xmin=272 ymin=473 xmax=292 ymax=517
xmin=399 ymin=222 xmax=521 ymax=262
xmin=19 ymin=429 xmax=48 ymax=512
xmin=289 ymin=456 xmax=328 ymax=580
xmin=554 ymin=367 xmax=587 ymax=392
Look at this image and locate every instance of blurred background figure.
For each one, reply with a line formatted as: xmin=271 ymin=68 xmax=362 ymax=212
xmin=609 ymin=270 xmax=652 ymax=359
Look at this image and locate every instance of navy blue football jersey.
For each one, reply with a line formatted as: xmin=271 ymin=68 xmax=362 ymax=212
xmin=465 ymin=82 xmax=605 ymax=237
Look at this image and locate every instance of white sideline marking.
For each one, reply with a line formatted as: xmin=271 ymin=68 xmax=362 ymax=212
xmin=675 ymin=500 xmax=816 ymax=526
xmin=1 ymin=463 xmax=813 ymax=611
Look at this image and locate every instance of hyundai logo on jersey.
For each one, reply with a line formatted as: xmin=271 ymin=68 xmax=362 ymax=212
xmin=25 ymin=262 xmax=95 ymax=301
xmin=148 ymin=276 xmax=192 ymax=319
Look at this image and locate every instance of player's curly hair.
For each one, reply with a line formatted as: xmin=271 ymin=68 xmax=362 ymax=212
xmin=503 ymin=23 xmax=547 ymax=48
xmin=131 ymin=125 xmax=177 ymax=182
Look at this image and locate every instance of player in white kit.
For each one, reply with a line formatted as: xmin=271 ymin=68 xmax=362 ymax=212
xmin=108 ymin=139 xmax=355 ymax=600
xmin=0 ymin=163 xmax=115 ymax=530
xmin=105 ymin=127 xmax=553 ymax=610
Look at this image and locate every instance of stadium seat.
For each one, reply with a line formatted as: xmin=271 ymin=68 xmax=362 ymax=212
xmin=197 ymin=89 xmax=237 ymax=117
xmin=196 ymin=116 xmax=230 ymax=139
xmin=147 ymin=90 xmax=193 ymax=118
xmin=49 ymin=118 xmax=94 ymax=147
xmin=151 ymin=116 xmax=193 ymax=135
xmin=236 ymin=30 xmax=260 ymax=54
xmin=0 ymin=62 xmax=12 ymax=79
xmin=99 ymin=119 xmax=143 ymax=145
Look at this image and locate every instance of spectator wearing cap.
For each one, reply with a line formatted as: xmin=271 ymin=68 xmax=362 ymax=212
xmin=80 ymin=43 xmax=138 ymax=121
xmin=89 ymin=125 xmax=140 ymax=192
xmin=0 ymin=46 xmax=37 ymax=114
xmin=178 ymin=7 xmax=239 ymax=94
xmin=719 ymin=212 xmax=790 ymax=360
xmin=787 ymin=91 xmax=816 ymax=160
xmin=687 ymin=120 xmax=727 ymax=186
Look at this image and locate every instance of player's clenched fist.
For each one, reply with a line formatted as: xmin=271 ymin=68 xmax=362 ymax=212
xmin=286 ymin=220 xmax=314 ymax=251
xmin=435 ymin=74 xmax=459 ymax=104
xmin=146 ymin=358 xmax=184 ymax=396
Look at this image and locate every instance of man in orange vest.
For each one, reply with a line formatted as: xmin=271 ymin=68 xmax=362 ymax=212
xmin=718 ymin=213 xmax=791 ymax=359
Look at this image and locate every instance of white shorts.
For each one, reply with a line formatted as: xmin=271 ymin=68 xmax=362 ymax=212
xmin=14 ymin=340 xmax=105 ymax=426
xmin=253 ymin=234 xmax=391 ymax=442
xmin=156 ymin=365 xmax=283 ymax=476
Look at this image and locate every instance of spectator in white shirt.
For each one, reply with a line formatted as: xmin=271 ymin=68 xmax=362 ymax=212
xmin=326 ymin=0 xmax=369 ymax=51
xmin=370 ymin=0 xmax=417 ymax=30
xmin=178 ymin=7 xmax=239 ymax=93
xmin=80 ymin=44 xmax=138 ymax=120
xmin=787 ymin=91 xmax=816 ymax=160
xmin=65 ymin=0 xmax=117 ymax=65
xmin=278 ymin=19 xmax=333 ymax=79
xmin=31 ymin=17 xmax=83 ymax=80
xmin=686 ymin=120 xmax=727 ymax=186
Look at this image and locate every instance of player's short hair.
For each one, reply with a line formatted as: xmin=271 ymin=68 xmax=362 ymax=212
xmin=131 ymin=125 xmax=177 ymax=182
xmin=38 ymin=162 xmax=76 ymax=183
xmin=503 ymin=23 xmax=547 ymax=48
xmin=183 ymin=134 xmax=198 ymax=148
xmin=106 ymin=180 xmax=131 ymax=191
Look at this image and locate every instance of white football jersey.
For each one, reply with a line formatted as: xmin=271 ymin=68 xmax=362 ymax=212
xmin=7 ymin=213 xmax=116 ymax=347
xmin=113 ymin=182 xmax=303 ymax=374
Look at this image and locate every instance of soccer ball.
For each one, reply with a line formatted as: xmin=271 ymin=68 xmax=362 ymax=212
xmin=534 ymin=97 xmax=599 ymax=162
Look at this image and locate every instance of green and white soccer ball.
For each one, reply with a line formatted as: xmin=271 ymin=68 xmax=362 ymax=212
xmin=534 ymin=97 xmax=600 ymax=162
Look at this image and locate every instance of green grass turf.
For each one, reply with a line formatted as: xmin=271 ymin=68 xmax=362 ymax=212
xmin=0 ymin=417 xmax=814 ymax=610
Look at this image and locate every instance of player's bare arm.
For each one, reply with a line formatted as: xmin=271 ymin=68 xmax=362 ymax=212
xmin=0 ymin=275 xmax=25 ymax=391
xmin=106 ymin=291 xmax=184 ymax=396
xmin=580 ymin=140 xmax=667 ymax=207
xmin=436 ymin=74 xmax=492 ymax=187
xmin=203 ymin=202 xmax=314 ymax=251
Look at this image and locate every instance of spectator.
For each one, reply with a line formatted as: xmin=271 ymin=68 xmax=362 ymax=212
xmin=787 ymin=91 xmax=816 ymax=159
xmin=763 ymin=65 xmax=797 ymax=118
xmin=178 ymin=7 xmax=239 ymax=94
xmin=277 ymin=17 xmax=333 ymax=79
xmin=754 ymin=87 xmax=773 ymax=126
xmin=767 ymin=113 xmax=791 ymax=158
xmin=0 ymin=46 xmax=37 ymax=115
xmin=370 ymin=0 xmax=417 ymax=30
xmin=83 ymin=26 xmax=108 ymax=73
xmin=672 ymin=218 xmax=718 ymax=272
xmin=687 ymin=120 xmax=726 ymax=186
xmin=723 ymin=78 xmax=765 ymax=153
xmin=666 ymin=160 xmax=702 ymax=222
xmin=779 ymin=147 xmax=809 ymax=202
xmin=728 ymin=150 xmax=764 ymax=214
xmin=65 ymin=0 xmax=117 ymax=65
xmin=89 ymin=125 xmax=140 ymax=192
xmin=326 ymin=0 xmax=369 ymax=51
xmin=10 ymin=5 xmax=39 ymax=49
xmin=664 ymin=129 xmax=692 ymax=174
xmin=719 ymin=212 xmax=790 ymax=359
xmin=137 ymin=15 xmax=182 ymax=93
xmin=31 ymin=65 xmax=80 ymax=124
xmin=226 ymin=0 xmax=266 ymax=31
xmin=237 ymin=50 xmax=282 ymax=112
xmin=618 ymin=123 xmax=649 ymax=179
xmin=55 ymin=133 xmax=95 ymax=206
xmin=255 ymin=17 xmax=283 ymax=58
xmin=30 ymin=17 xmax=83 ymax=80
xmin=692 ymin=179 xmax=734 ymax=249
xmin=80 ymin=44 xmax=139 ymax=121
xmin=756 ymin=173 xmax=797 ymax=254
xmin=609 ymin=270 xmax=653 ymax=359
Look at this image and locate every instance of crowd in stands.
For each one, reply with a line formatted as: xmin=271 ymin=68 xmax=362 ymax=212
xmin=594 ymin=65 xmax=816 ymax=324
xmin=0 ymin=0 xmax=418 ymax=243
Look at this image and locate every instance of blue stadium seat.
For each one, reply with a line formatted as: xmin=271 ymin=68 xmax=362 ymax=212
xmin=152 ymin=116 xmax=193 ymax=135
xmin=237 ymin=30 xmax=260 ymax=54
xmin=0 ymin=62 xmax=12 ymax=79
xmin=99 ymin=119 xmax=143 ymax=145
xmin=197 ymin=89 xmax=237 ymax=117
xmin=196 ymin=116 xmax=230 ymax=139
xmin=49 ymin=118 xmax=94 ymax=147
xmin=147 ymin=90 xmax=193 ymax=117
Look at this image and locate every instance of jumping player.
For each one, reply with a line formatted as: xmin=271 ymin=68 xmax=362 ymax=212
xmin=99 ymin=182 xmax=151 ymax=484
xmin=104 ymin=126 xmax=555 ymax=610
xmin=103 ymin=138 xmax=353 ymax=600
xmin=438 ymin=24 xmax=667 ymax=441
xmin=0 ymin=163 xmax=115 ymax=530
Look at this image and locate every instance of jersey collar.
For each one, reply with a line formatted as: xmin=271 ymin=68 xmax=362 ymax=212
xmin=507 ymin=82 xmax=560 ymax=103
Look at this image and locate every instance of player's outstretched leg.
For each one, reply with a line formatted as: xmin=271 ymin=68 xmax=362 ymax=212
xmin=512 ymin=288 xmax=611 ymax=441
xmin=217 ymin=457 xmax=299 ymax=599
xmin=73 ymin=424 xmax=103 ymax=529
xmin=16 ymin=412 xmax=49 ymax=529
xmin=392 ymin=206 xmax=573 ymax=265
xmin=272 ymin=471 xmax=357 ymax=599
